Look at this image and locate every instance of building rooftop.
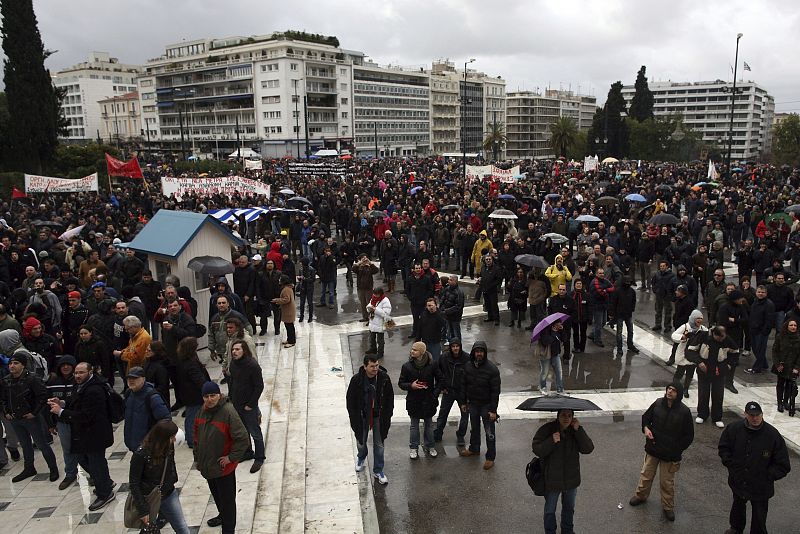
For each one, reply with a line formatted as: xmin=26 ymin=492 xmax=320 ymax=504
xmin=128 ymin=210 xmax=243 ymax=258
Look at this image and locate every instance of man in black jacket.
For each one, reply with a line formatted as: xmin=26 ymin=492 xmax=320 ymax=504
xmin=439 ymin=275 xmax=465 ymax=342
xmin=347 ymin=355 xmax=393 ymax=485
xmin=746 ymin=286 xmax=775 ymax=374
xmin=228 ymin=341 xmax=265 ymax=473
xmin=46 ymin=355 xmax=79 ymax=489
xmin=548 ymin=283 xmax=577 ymax=360
xmin=48 ymin=362 xmax=115 ymax=510
xmin=406 ymin=263 xmax=434 ymax=340
xmin=433 ymin=340 xmax=468 ymax=449
xmin=480 ymin=255 xmax=503 ymax=326
xmin=651 ymin=260 xmax=678 ymax=332
xmin=766 ymin=272 xmax=794 ymax=333
xmin=719 ymin=402 xmax=791 ymax=534
xmin=610 ymin=277 xmax=640 ymax=359
xmin=418 ymin=299 xmax=447 ymax=361
xmin=233 ymin=256 xmax=257 ymax=331
xmin=459 ymin=340 xmax=501 ymax=470
xmin=629 ymin=383 xmax=694 ymax=521
xmin=667 ymin=285 xmax=694 ymax=365
xmin=0 ymin=355 xmax=59 ymax=482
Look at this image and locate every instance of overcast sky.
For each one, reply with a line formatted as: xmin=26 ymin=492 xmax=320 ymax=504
xmin=5 ymin=0 xmax=800 ymax=112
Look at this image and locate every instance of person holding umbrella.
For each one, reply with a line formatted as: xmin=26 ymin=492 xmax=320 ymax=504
xmin=531 ymin=408 xmax=594 ymax=534
xmin=533 ymin=316 xmax=567 ymax=395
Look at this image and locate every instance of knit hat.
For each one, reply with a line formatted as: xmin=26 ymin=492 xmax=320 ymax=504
xmin=68 ymin=291 xmax=82 ymax=299
xmin=729 ymin=290 xmax=744 ymax=301
xmin=22 ymin=316 xmax=41 ymax=338
xmin=201 ymin=381 xmax=221 ymax=396
xmin=411 ymin=341 xmax=427 ymax=354
xmin=8 ymin=354 xmax=28 ymax=366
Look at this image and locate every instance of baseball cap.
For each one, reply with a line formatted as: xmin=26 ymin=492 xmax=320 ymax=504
xmin=252 ymin=254 xmax=262 ymax=261
xmin=127 ymin=366 xmax=146 ymax=378
xmin=745 ymin=401 xmax=762 ymax=415
xmin=91 ymin=281 xmax=106 ymax=289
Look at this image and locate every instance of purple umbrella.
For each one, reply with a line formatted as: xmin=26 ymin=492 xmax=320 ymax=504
xmin=410 ymin=186 xmax=423 ymax=195
xmin=530 ymin=312 xmax=571 ymax=342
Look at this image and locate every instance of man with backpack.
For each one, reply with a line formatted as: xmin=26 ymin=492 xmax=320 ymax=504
xmin=48 ymin=362 xmax=116 ymax=510
xmin=122 ymin=366 xmax=171 ymax=451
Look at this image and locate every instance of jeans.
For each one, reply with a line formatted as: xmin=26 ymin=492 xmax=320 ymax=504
xmin=79 ymin=450 xmax=113 ymax=499
xmin=467 ymin=403 xmax=496 ymax=460
xmin=730 ymin=493 xmax=768 ymax=534
xmin=208 ymin=471 xmax=237 ymax=534
xmin=426 ymin=341 xmax=442 ymax=363
xmin=434 ymin=390 xmax=468 ymax=444
xmin=237 ymin=407 xmax=265 ymax=461
xmin=591 ymin=309 xmax=606 ymax=342
xmin=11 ymin=418 xmax=58 ymax=472
xmin=409 ymin=416 xmax=434 ymax=449
xmin=751 ymin=332 xmax=770 ymax=371
xmin=357 ymin=418 xmax=385 ymax=474
xmin=539 ymin=355 xmax=564 ymax=393
xmin=775 ymin=310 xmax=787 ymax=334
xmin=446 ymin=320 xmax=462 ymax=343
xmin=654 ymin=295 xmax=673 ymax=329
xmin=184 ymin=404 xmax=201 ymax=448
xmin=159 ymin=490 xmax=190 ymax=534
xmin=615 ymin=316 xmax=634 ymax=351
xmin=544 ymin=487 xmax=578 ymax=534
xmin=56 ymin=421 xmax=80 ymax=477
xmin=321 ymin=281 xmax=335 ymax=306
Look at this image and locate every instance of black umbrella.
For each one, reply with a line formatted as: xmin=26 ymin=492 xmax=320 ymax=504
xmin=515 ymin=254 xmax=549 ymax=269
xmin=517 ymin=394 xmax=601 ymax=412
xmin=367 ymin=210 xmax=388 ymax=219
xmin=31 ymin=220 xmax=64 ymax=228
xmin=287 ymin=196 xmax=312 ymax=206
xmin=785 ymin=204 xmax=800 ymax=215
xmin=187 ymin=255 xmax=235 ymax=276
xmin=441 ymin=204 xmax=459 ymax=211
xmin=649 ymin=213 xmax=680 ymax=225
xmin=595 ymin=196 xmax=619 ymax=208
xmin=655 ymin=184 xmax=673 ymax=192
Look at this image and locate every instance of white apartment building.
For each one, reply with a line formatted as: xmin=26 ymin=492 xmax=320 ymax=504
xmin=52 ymin=52 xmax=142 ymax=142
xmin=97 ymin=92 xmax=141 ymax=144
xmin=137 ymin=75 xmax=160 ymax=144
xmin=352 ymin=62 xmax=430 ymax=157
xmin=621 ymin=80 xmax=775 ymax=160
xmin=506 ymin=91 xmax=560 ymax=159
xmin=544 ymin=89 xmax=597 ymax=131
xmin=142 ymin=33 xmax=361 ymax=159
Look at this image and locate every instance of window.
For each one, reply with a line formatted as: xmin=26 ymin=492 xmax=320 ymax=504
xmin=290 ymin=63 xmax=298 ymax=71
xmin=263 ymin=111 xmax=281 ymax=119
xmin=341 ymin=97 xmax=348 ymax=105
xmin=154 ymin=260 xmax=171 ymax=284
xmin=340 ymin=83 xmax=347 ymax=91
xmin=341 ymin=112 xmax=348 ymax=119
xmin=261 ymin=80 xmax=280 ymax=89
xmin=340 ymin=68 xmax=347 ymax=76
xmin=264 ymin=126 xmax=283 ymax=134
xmin=261 ymin=95 xmax=280 ymax=104
xmin=261 ymin=63 xmax=279 ymax=72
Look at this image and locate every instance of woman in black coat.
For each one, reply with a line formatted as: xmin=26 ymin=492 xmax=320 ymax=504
xmin=74 ymin=324 xmax=114 ymax=386
xmin=144 ymin=341 xmax=171 ymax=407
xmin=175 ymin=337 xmax=209 ymax=448
xmin=128 ymin=420 xmax=189 ymax=534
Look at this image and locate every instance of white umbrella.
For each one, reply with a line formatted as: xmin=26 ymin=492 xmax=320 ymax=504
xmin=602 ymin=157 xmax=619 ymax=164
xmin=279 ymin=188 xmax=295 ymax=195
xmin=489 ymin=209 xmax=518 ymax=220
xmin=59 ymin=224 xmax=85 ymax=241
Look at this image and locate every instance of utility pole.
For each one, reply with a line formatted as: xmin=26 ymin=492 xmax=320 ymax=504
xmin=178 ymin=108 xmax=186 ymax=161
xmin=462 ymin=58 xmax=475 ymax=179
xmin=726 ymin=33 xmax=743 ymax=179
xmin=303 ymin=95 xmax=310 ymax=158
xmin=293 ymin=79 xmax=302 ymax=159
xmin=374 ymin=121 xmax=379 ymax=158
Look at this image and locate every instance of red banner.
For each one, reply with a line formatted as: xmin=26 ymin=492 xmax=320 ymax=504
xmin=105 ymin=154 xmax=143 ymax=179
xmin=12 ymin=187 xmax=27 ymax=199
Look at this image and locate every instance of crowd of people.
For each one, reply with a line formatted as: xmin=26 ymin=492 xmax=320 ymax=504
xmin=1 ymin=155 xmax=800 ymax=532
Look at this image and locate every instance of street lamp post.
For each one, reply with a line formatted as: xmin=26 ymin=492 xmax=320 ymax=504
xmin=374 ymin=121 xmax=379 ymax=159
xmin=725 ymin=33 xmax=743 ymax=178
xmin=462 ymin=58 xmax=476 ymax=180
xmin=293 ymin=79 xmax=303 ymax=159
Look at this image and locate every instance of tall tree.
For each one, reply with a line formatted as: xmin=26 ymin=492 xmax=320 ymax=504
xmin=548 ymin=117 xmax=578 ymax=157
xmin=628 ymin=66 xmax=654 ymax=122
xmin=482 ymin=121 xmax=507 ymax=162
xmin=1 ymin=0 xmax=65 ymax=173
xmin=772 ymin=113 xmax=800 ymax=166
xmin=604 ymin=81 xmax=629 ymax=157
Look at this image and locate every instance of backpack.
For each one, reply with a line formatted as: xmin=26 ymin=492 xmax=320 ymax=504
xmin=525 ymin=456 xmax=546 ymax=496
xmin=191 ymin=322 xmax=207 ymax=338
xmin=104 ymin=382 xmax=126 ymax=423
xmin=14 ymin=348 xmax=47 ymax=379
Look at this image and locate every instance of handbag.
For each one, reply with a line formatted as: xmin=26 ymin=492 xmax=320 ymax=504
xmin=124 ymin=454 xmax=170 ymax=529
xmin=525 ymin=456 xmax=546 ymax=496
xmin=384 ymin=318 xmax=396 ymax=330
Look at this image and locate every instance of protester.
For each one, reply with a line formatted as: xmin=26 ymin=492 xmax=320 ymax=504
xmin=670 ymin=310 xmax=706 ymax=398
xmin=227 ymin=340 xmax=265 ymax=473
xmin=398 ymin=342 xmax=441 ymax=459
xmin=45 ymin=355 xmax=78 ymax=489
xmin=772 ymin=319 xmax=800 ymax=415
xmin=271 ymin=275 xmax=296 ymax=348
xmin=365 ymin=287 xmax=392 ymax=359
xmin=123 ymin=366 xmax=171 ymax=452
xmin=346 ymin=355 xmax=394 ymax=485
xmin=628 ymin=383 xmax=694 ymax=521
xmin=534 ymin=321 xmax=565 ymax=395
xmin=609 ymin=276 xmax=639 ymax=359
xmin=686 ymin=326 xmax=739 ymax=427
xmin=433 ymin=339 xmax=468 ymax=449
xmin=531 ymin=409 xmax=595 ymax=534
xmin=459 ymin=340 xmax=501 ymax=470
xmin=175 ymin=337 xmax=210 ymax=447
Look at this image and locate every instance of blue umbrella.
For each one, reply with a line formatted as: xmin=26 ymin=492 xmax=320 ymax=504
xmin=625 ymin=193 xmax=647 ymax=202
xmin=444 ymin=181 xmax=456 ymax=186
xmin=410 ymin=186 xmax=423 ymax=195
xmin=694 ymin=181 xmax=708 ymax=187
xmin=731 ymin=167 xmax=744 ymax=172
xmin=498 ymin=194 xmax=516 ymax=200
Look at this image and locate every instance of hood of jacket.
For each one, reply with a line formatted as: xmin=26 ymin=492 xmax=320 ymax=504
xmin=469 ymin=340 xmax=489 ymax=365
xmin=270 ymin=242 xmax=282 ymax=253
xmin=215 ymin=277 xmax=232 ymax=292
xmin=0 ymin=329 xmax=21 ymax=354
xmin=666 ymin=381 xmax=684 ymax=404
xmin=687 ymin=309 xmax=704 ymax=331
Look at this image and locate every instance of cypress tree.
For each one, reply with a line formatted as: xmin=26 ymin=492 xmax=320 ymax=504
xmin=1 ymin=0 xmax=66 ymax=173
xmin=629 ymin=66 xmax=654 ymax=122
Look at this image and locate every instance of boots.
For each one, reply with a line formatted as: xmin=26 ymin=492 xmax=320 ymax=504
xmin=725 ymin=365 xmax=739 ymax=394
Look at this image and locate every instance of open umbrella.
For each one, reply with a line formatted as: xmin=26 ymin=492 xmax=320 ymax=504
xmin=498 ymin=194 xmax=516 ymax=200
xmin=731 ymin=167 xmax=744 ymax=173
xmin=649 ymin=213 xmax=680 ymax=226
xmin=441 ymin=204 xmax=459 ymax=211
xmin=534 ymin=171 xmax=545 ymax=178
xmin=287 ymin=196 xmax=312 ymax=206
xmin=278 ymin=188 xmax=295 ymax=195
xmin=31 ymin=220 xmax=64 ymax=228
xmin=625 ymin=193 xmax=647 ymax=202
xmin=410 ymin=186 xmax=423 ymax=195
xmin=539 ymin=233 xmax=568 ymax=244
xmin=187 ymin=255 xmax=235 ymax=276
xmin=515 ymin=254 xmax=549 ymax=269
xmin=595 ymin=196 xmax=619 ymax=208
xmin=489 ymin=209 xmax=518 ymax=220
xmin=531 ymin=312 xmax=571 ymax=342
xmin=367 ymin=210 xmax=388 ymax=219
xmin=576 ymin=214 xmax=601 ymax=223
xmin=516 ymin=394 xmax=602 ymax=412
xmin=785 ymin=205 xmax=800 ymax=215
xmin=767 ymin=212 xmax=793 ymax=226
xmin=655 ymin=184 xmax=673 ymax=192
xmin=601 ymin=157 xmax=619 ymax=164
xmin=444 ymin=181 xmax=457 ymax=186
xmin=545 ymin=193 xmax=561 ymax=201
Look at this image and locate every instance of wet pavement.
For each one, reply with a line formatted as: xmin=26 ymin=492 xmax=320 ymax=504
xmin=347 ymin=316 xmax=676 ymax=393
xmin=368 ymin=414 xmax=800 ymax=534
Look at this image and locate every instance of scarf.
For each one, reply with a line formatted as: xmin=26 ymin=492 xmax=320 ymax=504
xmin=370 ymin=294 xmax=385 ymax=307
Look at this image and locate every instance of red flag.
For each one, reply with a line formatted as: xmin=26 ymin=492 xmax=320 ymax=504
xmin=12 ymin=187 xmax=27 ymax=199
xmin=105 ymin=153 xmax=144 ymax=179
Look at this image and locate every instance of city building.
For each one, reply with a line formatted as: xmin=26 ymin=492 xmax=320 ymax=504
xmin=544 ymin=89 xmax=597 ymax=131
xmin=142 ymin=32 xmax=361 ymax=159
xmin=137 ymin=74 xmax=160 ymax=145
xmin=505 ymin=91 xmax=560 ymax=159
xmin=621 ymin=79 xmax=775 ymax=161
xmin=97 ymin=92 xmax=141 ymax=145
xmin=52 ymin=52 xmax=142 ymax=142
xmin=352 ymin=61 xmax=430 ymax=158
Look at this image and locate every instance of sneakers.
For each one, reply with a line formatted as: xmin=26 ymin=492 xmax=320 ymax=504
xmin=355 ymin=457 xmax=366 ymax=472
xmin=426 ymin=447 xmax=438 ymax=458
xmin=374 ymin=472 xmax=388 ymax=485
xmin=88 ymin=491 xmax=116 ymax=511
xmin=629 ymin=496 xmax=646 ymax=506
xmin=11 ymin=468 xmax=36 ymax=483
xmin=695 ymin=417 xmax=704 ymax=424
xmin=409 ymin=449 xmax=419 ymax=460
xmin=207 ymin=516 xmax=223 ymax=527
xmin=715 ymin=421 xmax=725 ymax=428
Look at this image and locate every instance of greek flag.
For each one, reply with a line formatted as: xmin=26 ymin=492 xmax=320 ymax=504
xmin=743 ymin=61 xmax=751 ymax=71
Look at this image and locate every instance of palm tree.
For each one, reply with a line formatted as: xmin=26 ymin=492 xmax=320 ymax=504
xmin=482 ymin=121 xmax=507 ymax=162
xmin=549 ymin=117 xmax=579 ymax=158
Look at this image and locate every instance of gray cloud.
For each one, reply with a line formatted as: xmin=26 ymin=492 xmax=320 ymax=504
xmin=3 ymin=0 xmax=799 ymax=112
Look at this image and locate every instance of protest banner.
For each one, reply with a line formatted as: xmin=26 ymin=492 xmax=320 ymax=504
xmin=160 ymin=176 xmax=271 ymax=200
xmin=24 ymin=173 xmax=99 ymax=193
xmin=287 ymin=161 xmax=346 ymax=175
xmin=244 ymin=159 xmax=263 ymax=170
xmin=466 ymin=165 xmax=520 ymax=182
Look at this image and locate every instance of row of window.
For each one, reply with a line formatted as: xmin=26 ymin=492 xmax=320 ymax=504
xmin=353 ymin=96 xmax=429 ymax=107
xmin=355 ymin=109 xmax=429 ymax=118
xmin=354 ymin=83 xmax=429 ymax=97
xmin=354 ymin=134 xmax=429 ymax=143
xmin=355 ymin=122 xmax=429 ymax=130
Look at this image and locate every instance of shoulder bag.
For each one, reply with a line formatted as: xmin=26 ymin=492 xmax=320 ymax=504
xmin=124 ymin=454 xmax=170 ymax=529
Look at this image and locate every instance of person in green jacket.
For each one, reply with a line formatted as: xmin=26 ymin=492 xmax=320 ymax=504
xmin=193 ymin=382 xmax=249 ymax=534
